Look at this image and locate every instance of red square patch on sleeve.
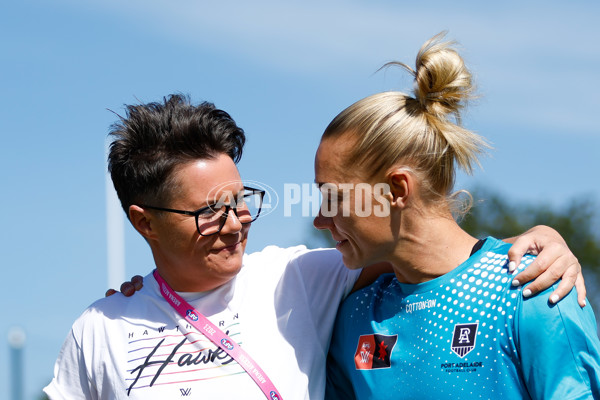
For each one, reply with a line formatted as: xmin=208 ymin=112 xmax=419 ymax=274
xmin=354 ymin=334 xmax=397 ymax=370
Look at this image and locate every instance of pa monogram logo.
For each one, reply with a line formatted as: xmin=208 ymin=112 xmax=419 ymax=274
xmin=451 ymin=323 xmax=478 ymax=358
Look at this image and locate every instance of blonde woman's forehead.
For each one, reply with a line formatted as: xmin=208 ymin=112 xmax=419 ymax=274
xmin=315 ymin=135 xmax=369 ymax=184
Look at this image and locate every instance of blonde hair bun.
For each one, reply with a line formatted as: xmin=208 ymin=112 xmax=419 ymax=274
xmin=413 ymin=31 xmax=474 ymax=118
xmin=322 ymin=32 xmax=490 ymax=215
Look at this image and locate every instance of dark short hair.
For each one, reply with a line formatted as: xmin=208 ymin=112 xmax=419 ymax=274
xmin=108 ymin=94 xmax=246 ymax=217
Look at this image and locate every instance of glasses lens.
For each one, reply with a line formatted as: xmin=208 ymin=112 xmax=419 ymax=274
xmin=196 ymin=207 xmax=224 ymax=236
xmin=237 ymin=191 xmax=263 ymax=224
xmin=196 ymin=189 xmax=263 ymax=236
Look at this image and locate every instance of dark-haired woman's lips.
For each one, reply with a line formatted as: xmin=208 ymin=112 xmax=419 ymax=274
xmin=212 ymin=242 xmax=241 ymax=253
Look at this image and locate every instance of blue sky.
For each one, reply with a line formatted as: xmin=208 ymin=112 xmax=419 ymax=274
xmin=1 ymin=0 xmax=599 ymax=397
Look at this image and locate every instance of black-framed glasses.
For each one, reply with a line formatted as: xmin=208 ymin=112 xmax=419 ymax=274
xmin=141 ymin=186 xmax=265 ymax=236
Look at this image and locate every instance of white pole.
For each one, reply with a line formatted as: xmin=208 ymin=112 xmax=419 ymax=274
xmin=8 ymin=326 xmax=25 ymax=400
xmin=106 ymin=141 xmax=125 ymax=289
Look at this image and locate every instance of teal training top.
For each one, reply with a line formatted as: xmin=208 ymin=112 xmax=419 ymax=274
xmin=326 ymin=237 xmax=600 ymax=399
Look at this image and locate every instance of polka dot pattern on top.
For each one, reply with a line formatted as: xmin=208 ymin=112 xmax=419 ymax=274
xmin=328 ymin=237 xmax=541 ymax=399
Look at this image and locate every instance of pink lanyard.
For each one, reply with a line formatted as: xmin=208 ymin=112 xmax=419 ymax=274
xmin=153 ymin=270 xmax=283 ymax=400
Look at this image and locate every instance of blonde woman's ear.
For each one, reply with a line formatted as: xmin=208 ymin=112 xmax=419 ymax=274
xmin=387 ymin=168 xmax=412 ymax=208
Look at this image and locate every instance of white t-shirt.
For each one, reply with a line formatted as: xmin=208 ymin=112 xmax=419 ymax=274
xmin=44 ymin=245 xmax=360 ymax=399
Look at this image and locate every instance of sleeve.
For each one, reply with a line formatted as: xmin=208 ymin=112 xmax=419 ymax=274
xmin=292 ymin=248 xmax=361 ymax=314
xmin=43 ymin=325 xmax=97 ymax=400
xmin=515 ymin=283 xmax=600 ymax=399
xmin=275 ymin=248 xmax=360 ymax=349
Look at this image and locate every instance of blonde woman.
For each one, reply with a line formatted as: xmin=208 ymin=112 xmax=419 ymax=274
xmin=317 ymin=33 xmax=600 ymax=399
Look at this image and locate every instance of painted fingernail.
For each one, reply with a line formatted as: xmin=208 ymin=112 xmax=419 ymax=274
xmin=512 ymin=279 xmax=520 ymax=287
xmin=582 ymin=300 xmax=587 ymax=307
xmin=550 ymin=294 xmax=559 ymax=304
xmin=508 ymin=261 xmax=516 ymax=272
xmin=523 ymin=289 xmax=532 ymax=298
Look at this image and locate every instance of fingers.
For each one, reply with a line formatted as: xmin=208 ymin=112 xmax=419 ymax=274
xmin=506 ymin=225 xmax=568 ymax=272
xmin=545 ymin=264 xmax=579 ymax=304
xmin=106 ymin=275 xmax=144 ymax=298
xmin=511 ymin=242 xmax=560 ymax=286
xmin=511 ymin=262 xmax=557 ymax=299
xmin=131 ymin=275 xmax=144 ymax=291
xmin=120 ymin=281 xmax=136 ymax=297
xmin=507 ymin=234 xmax=541 ymax=273
xmin=507 ymin=243 xmax=531 ymax=272
xmin=575 ymin=274 xmax=587 ymax=307
xmin=507 ymin=225 xmax=585 ymax=305
xmin=511 ymin=250 xmax=582 ymax=304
